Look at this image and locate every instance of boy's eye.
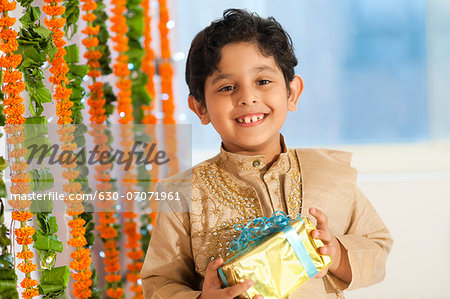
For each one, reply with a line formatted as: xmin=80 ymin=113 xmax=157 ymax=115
xmin=258 ymin=79 xmax=271 ymax=85
xmin=218 ymin=85 xmax=234 ymax=92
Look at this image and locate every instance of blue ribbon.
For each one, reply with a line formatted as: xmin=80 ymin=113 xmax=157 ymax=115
xmin=218 ymin=268 xmax=229 ymax=287
xmin=229 ymin=211 xmax=300 ymax=252
xmin=281 ymin=225 xmax=318 ymax=278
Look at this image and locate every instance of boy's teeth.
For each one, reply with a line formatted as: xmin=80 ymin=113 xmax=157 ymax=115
xmin=236 ymin=113 xmax=265 ymax=123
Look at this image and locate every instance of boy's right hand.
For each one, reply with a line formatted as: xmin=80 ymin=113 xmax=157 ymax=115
xmin=199 ymin=258 xmax=263 ymax=299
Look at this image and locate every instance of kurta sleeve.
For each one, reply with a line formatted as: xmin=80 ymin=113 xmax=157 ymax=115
xmin=140 ymin=184 xmax=202 ymax=298
xmin=327 ymin=187 xmax=394 ymax=291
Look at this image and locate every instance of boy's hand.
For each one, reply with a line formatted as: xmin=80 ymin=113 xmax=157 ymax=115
xmin=199 ymin=258 xmax=263 ymax=299
xmin=309 ymin=207 xmax=344 ymax=279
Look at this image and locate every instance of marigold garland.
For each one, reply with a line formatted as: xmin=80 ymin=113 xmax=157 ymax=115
xmin=120 ymin=126 xmax=143 ymax=299
xmin=0 ymin=1 xmax=37 ymax=297
xmin=90 ymin=126 xmax=123 ymax=298
xmin=44 ymin=0 xmax=92 ymax=297
xmin=80 ymin=0 xmax=106 ymax=125
xmin=158 ymin=0 xmax=175 ymax=124
xmin=142 ymin=0 xmax=157 ymax=125
xmin=80 ymin=0 xmax=124 ymax=297
xmin=158 ymin=0 xmax=179 ymax=181
xmin=111 ymin=0 xmax=144 ymax=297
xmin=141 ymin=0 xmax=156 ymax=107
xmin=111 ymin=0 xmax=133 ymax=125
xmin=81 ymin=0 xmax=107 ymax=124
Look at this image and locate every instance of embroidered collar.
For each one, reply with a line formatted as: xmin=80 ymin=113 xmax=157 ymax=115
xmin=218 ymin=134 xmax=291 ymax=179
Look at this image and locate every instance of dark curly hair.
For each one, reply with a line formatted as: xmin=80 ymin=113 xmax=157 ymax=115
xmin=185 ymin=8 xmax=298 ymax=107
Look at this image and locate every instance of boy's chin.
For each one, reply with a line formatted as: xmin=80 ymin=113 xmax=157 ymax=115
xmin=224 ymin=136 xmax=279 ymax=152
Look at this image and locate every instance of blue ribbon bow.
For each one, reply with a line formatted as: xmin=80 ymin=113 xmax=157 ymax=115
xmin=229 ymin=211 xmax=300 ymax=252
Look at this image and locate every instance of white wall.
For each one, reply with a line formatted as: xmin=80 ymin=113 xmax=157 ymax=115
xmin=347 ymin=176 xmax=450 ymax=298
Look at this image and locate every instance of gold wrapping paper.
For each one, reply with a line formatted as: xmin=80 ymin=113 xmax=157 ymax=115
xmin=218 ymin=217 xmax=331 ymax=299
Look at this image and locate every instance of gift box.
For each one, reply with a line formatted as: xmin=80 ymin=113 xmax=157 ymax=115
xmin=218 ymin=211 xmax=331 ymax=299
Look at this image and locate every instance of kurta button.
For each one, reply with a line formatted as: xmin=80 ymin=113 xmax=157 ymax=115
xmin=252 ymin=160 xmax=260 ymax=167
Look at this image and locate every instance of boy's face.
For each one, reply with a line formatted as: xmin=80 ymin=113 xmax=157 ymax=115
xmin=189 ymin=42 xmax=303 ymax=156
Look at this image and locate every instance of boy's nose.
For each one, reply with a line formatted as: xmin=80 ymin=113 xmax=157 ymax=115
xmin=235 ymin=85 xmax=259 ymax=106
xmin=238 ymin=98 xmax=258 ymax=106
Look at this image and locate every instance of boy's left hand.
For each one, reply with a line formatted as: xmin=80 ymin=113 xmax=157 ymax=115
xmin=308 ymin=207 xmax=343 ymax=279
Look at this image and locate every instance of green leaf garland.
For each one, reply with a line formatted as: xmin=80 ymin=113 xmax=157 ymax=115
xmin=126 ymin=0 xmax=150 ymax=124
xmin=62 ymin=0 xmax=80 ymax=40
xmin=16 ymin=1 xmax=70 ymax=296
xmin=92 ymin=0 xmax=116 ymax=120
xmin=64 ymin=44 xmax=89 ymax=125
xmin=0 ymin=157 xmax=18 ymax=299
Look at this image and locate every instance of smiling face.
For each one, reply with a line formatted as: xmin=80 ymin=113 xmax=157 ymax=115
xmin=189 ymin=42 xmax=303 ymax=160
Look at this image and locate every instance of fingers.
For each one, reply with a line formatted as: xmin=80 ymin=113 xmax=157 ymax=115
xmin=309 ymin=207 xmax=328 ymax=230
xmin=311 ymin=229 xmax=332 ymax=243
xmin=203 ymin=258 xmax=224 ymax=289
xmin=309 ymin=208 xmax=337 ymax=260
xmin=253 ymin=295 xmax=264 ymax=299
xmin=318 ymin=245 xmax=336 ymax=257
xmin=222 ymin=279 xmax=254 ymax=298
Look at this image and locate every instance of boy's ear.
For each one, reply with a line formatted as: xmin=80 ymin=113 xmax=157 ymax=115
xmin=188 ymin=95 xmax=211 ymax=125
xmin=287 ymin=75 xmax=304 ymax=112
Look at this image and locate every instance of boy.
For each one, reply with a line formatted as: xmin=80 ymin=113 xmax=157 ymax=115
xmin=141 ymin=9 xmax=393 ymax=299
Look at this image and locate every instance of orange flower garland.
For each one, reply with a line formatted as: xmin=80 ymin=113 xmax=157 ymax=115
xmin=141 ymin=0 xmax=156 ymax=116
xmin=141 ymin=0 xmax=159 ymax=224
xmin=120 ymin=125 xmax=144 ymax=299
xmin=43 ymin=0 xmax=92 ymax=298
xmin=158 ymin=0 xmax=179 ymax=178
xmin=81 ymin=0 xmax=106 ymax=125
xmin=111 ymin=0 xmax=133 ymax=125
xmin=111 ymin=0 xmax=143 ymax=297
xmin=158 ymin=0 xmax=175 ymax=125
xmin=82 ymin=0 xmax=123 ymax=291
xmin=80 ymin=7 xmax=123 ymax=296
xmin=0 ymin=0 xmax=37 ymax=298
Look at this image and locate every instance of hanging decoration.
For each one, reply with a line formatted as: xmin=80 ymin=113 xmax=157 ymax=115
xmin=111 ymin=0 xmax=144 ymax=296
xmin=81 ymin=0 xmax=124 ymax=297
xmin=111 ymin=0 xmax=133 ymax=125
xmin=0 ymin=0 xmax=179 ymax=297
xmin=140 ymin=0 xmax=158 ymax=254
xmin=0 ymin=147 xmax=18 ymax=298
xmin=92 ymin=0 xmax=123 ymax=296
xmin=158 ymin=0 xmax=179 ymax=179
xmin=44 ymin=0 xmax=93 ymax=297
xmin=1 ymin=0 xmax=37 ymax=297
xmin=81 ymin=1 xmax=106 ymax=124
xmin=158 ymin=0 xmax=175 ymax=125
xmin=92 ymin=0 xmax=117 ymax=119
xmin=65 ymin=0 xmax=103 ymax=296
xmin=62 ymin=0 xmax=80 ymax=39
xmin=141 ymin=0 xmax=156 ymax=110
xmin=126 ymin=0 xmax=150 ymax=124
xmin=126 ymin=0 xmax=153 ymax=244
xmin=15 ymin=2 xmax=72 ymax=296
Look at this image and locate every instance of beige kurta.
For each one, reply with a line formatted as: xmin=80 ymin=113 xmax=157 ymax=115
xmin=141 ymin=140 xmax=393 ymax=299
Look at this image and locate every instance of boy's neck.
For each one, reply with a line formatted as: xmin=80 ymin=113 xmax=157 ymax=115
xmin=222 ymin=135 xmax=284 ymax=168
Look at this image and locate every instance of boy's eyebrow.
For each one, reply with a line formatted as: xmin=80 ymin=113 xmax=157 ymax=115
xmin=211 ymin=73 xmax=232 ymax=85
xmin=210 ymin=65 xmax=277 ymax=85
xmin=252 ymin=65 xmax=278 ymax=74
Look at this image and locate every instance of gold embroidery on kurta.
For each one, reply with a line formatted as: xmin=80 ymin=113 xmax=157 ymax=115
xmin=287 ymin=150 xmax=302 ymax=216
xmin=190 ymin=149 xmax=303 ymax=271
xmin=198 ymin=159 xmax=262 ymax=260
